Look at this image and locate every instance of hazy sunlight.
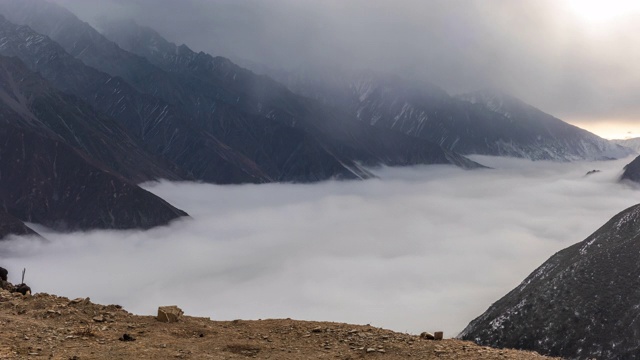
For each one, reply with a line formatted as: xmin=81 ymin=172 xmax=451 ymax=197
xmin=564 ymin=0 xmax=640 ymax=24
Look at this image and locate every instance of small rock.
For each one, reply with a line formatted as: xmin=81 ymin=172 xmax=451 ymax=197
xmin=420 ymin=332 xmax=435 ymax=340
xmin=434 ymin=331 xmax=444 ymax=340
xmin=157 ymin=306 xmax=184 ymax=323
xmin=119 ymin=333 xmax=136 ymax=342
xmin=68 ymin=297 xmax=89 ymax=305
xmin=366 ymin=348 xmax=377 ymax=353
xmin=15 ymin=283 xmax=31 ymax=296
xmin=92 ymin=316 xmax=105 ymax=322
xmin=311 ymin=326 xmax=323 ymax=333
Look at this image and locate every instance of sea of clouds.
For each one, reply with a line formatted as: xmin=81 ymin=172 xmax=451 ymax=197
xmin=1 ymin=156 xmax=638 ymax=336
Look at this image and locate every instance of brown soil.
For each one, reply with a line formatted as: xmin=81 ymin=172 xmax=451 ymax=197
xmin=0 ymin=289 xmax=560 ymax=359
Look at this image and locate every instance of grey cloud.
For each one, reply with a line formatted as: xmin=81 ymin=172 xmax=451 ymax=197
xmin=48 ymin=0 xmax=640 ymax=125
xmin=1 ymin=156 xmax=638 ymax=335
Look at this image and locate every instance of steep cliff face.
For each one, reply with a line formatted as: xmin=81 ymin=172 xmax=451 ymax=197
xmin=460 ymin=204 xmax=640 ymax=360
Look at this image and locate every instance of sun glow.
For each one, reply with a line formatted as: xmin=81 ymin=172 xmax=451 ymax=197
xmin=565 ymin=0 xmax=640 ymax=24
xmin=568 ymin=120 xmax=640 ymax=140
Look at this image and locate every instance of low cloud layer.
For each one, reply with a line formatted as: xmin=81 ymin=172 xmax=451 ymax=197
xmin=1 ymin=157 xmax=638 ymax=335
xmin=47 ymin=0 xmax=640 ymax=129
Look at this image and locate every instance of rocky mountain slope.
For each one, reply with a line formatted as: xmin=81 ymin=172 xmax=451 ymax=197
xmin=458 ymin=91 xmax=630 ymax=160
xmin=0 ymin=55 xmax=187 ymax=232
xmin=460 ymin=203 xmax=640 ymax=359
xmin=0 ymin=289 xmax=559 ymax=359
xmin=0 ymin=15 xmax=280 ymax=184
xmin=248 ymin=66 xmax=630 ymax=161
xmin=0 ymin=51 xmax=180 ymax=183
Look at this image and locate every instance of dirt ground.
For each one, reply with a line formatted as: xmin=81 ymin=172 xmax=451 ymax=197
xmin=0 ymin=289 xmax=560 ymax=359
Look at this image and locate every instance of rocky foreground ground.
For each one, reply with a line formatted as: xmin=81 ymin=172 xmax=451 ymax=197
xmin=0 ymin=290 xmax=560 ymax=359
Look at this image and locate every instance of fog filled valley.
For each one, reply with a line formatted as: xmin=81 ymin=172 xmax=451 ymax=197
xmin=2 ymin=156 xmax=637 ymax=336
xmin=2 ymin=0 xmax=640 ymax=358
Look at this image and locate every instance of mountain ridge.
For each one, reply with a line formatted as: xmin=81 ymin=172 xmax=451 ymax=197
xmin=460 ymin=203 xmax=640 ymax=359
xmin=84 ymin=15 xmax=483 ymax=171
xmin=0 ymin=54 xmax=188 ymax=233
xmin=239 ymin=62 xmax=631 ymax=161
xmin=0 ymin=1 xmax=408 ymax=181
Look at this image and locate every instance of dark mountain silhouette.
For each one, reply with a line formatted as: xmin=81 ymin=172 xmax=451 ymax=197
xmin=620 ymin=155 xmax=640 ymax=184
xmin=460 ymin=203 xmax=640 ymax=359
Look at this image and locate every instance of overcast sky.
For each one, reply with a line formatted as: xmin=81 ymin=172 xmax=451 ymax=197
xmin=47 ymin=0 xmax=640 ymax=138
xmin=1 ymin=156 xmax=638 ymax=335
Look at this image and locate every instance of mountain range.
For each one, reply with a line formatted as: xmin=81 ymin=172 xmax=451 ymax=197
xmin=0 ymin=0 xmax=480 ymax=178
xmin=246 ymin=66 xmax=632 ymax=161
xmin=0 ymin=0 xmax=633 ymax=239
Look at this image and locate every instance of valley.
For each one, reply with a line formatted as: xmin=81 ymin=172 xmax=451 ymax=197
xmin=2 ymin=156 xmax=636 ymax=338
xmin=0 ymin=1 xmax=640 ymax=358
